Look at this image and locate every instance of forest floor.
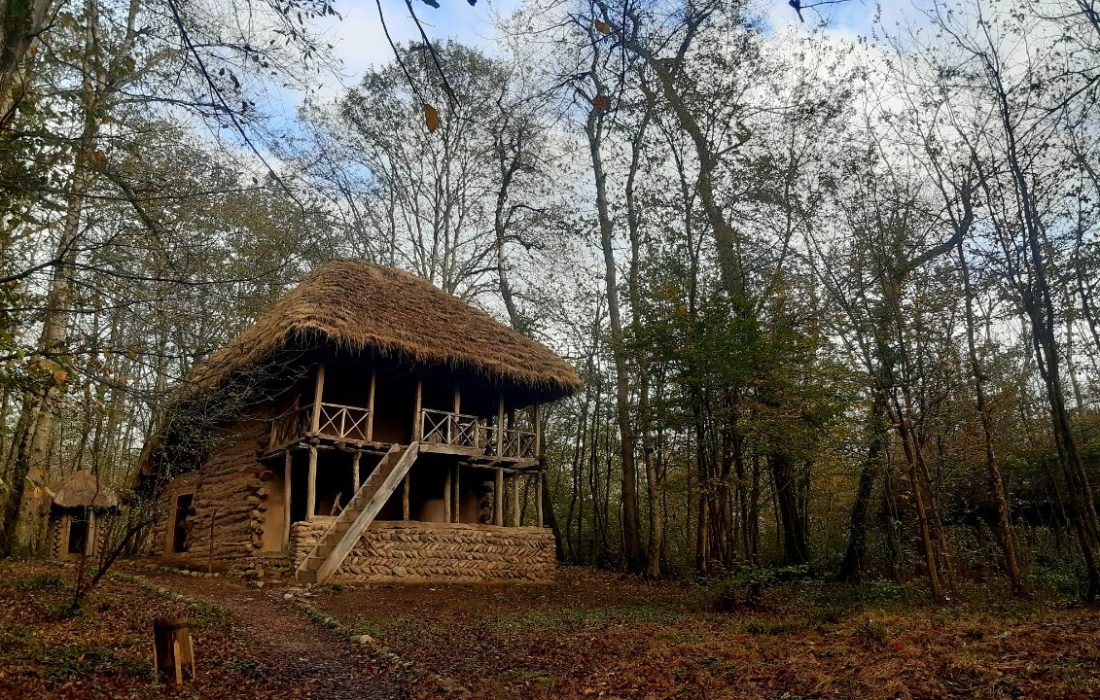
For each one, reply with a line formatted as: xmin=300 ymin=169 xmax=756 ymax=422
xmin=1 ymin=559 xmax=1099 ymax=699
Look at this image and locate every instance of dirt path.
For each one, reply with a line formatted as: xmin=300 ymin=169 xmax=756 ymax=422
xmin=135 ymin=569 xmax=421 ymax=699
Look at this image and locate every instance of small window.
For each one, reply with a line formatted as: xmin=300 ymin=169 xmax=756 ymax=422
xmin=67 ymin=513 xmax=89 ymax=555
xmin=172 ymin=493 xmax=193 ymax=554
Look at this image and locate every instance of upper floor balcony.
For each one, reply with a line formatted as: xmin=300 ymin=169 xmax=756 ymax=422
xmin=265 ymin=363 xmax=542 ymax=464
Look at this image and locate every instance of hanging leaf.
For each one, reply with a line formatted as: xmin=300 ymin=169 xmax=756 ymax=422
xmin=422 ymin=103 xmax=441 ymax=133
xmin=594 ymin=20 xmax=611 ymax=34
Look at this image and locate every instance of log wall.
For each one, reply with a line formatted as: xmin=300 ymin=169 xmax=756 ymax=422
xmin=291 ymin=520 xmax=556 ymax=583
xmin=145 ymin=414 xmax=280 ymax=573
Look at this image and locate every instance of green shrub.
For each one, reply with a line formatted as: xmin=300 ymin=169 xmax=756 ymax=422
xmin=223 ymin=658 xmax=263 ymax=674
xmin=352 ymin=619 xmax=384 ymax=637
xmin=853 ymin=618 xmax=888 ymax=646
xmin=14 ymin=573 xmax=63 ymax=592
xmin=708 ymin=564 xmax=812 ymax=612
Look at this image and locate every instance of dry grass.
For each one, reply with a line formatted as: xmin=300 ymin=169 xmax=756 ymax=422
xmin=51 ymin=470 xmax=119 ymax=509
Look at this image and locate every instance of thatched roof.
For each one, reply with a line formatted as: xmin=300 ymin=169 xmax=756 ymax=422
xmin=195 ymin=260 xmax=580 ymax=400
xmin=53 ymin=470 xmax=119 ymax=510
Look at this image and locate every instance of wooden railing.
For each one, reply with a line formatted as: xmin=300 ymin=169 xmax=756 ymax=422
xmin=271 ymin=402 xmax=536 ymax=459
xmin=420 ymin=408 xmax=482 ymax=448
xmin=269 ymin=402 xmax=371 ymax=448
xmin=315 ymin=402 xmax=371 ymax=442
xmin=269 ymin=407 xmax=309 ymax=450
xmin=420 ymin=409 xmax=537 ymax=459
xmin=501 ymin=428 xmax=536 ymax=459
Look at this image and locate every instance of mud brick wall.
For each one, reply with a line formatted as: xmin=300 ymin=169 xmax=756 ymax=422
xmin=291 ymin=520 xmax=556 ymax=583
xmin=145 ymin=414 xmax=278 ymax=574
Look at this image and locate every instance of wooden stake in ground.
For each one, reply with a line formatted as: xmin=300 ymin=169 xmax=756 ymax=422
xmin=153 ymin=616 xmax=196 ymax=684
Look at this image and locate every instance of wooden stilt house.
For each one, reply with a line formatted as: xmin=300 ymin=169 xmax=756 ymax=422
xmin=139 ymin=260 xmax=579 ymax=583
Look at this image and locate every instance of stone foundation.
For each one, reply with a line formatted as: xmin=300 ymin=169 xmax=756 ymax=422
xmin=291 ymin=519 xmax=556 ymax=583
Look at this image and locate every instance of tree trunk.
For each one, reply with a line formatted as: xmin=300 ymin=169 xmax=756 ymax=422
xmin=956 ymin=241 xmax=1026 ymax=595
xmin=769 ymin=451 xmax=810 ymax=565
xmin=583 ymin=77 xmax=644 ymax=571
xmin=838 ymin=385 xmax=888 ymax=582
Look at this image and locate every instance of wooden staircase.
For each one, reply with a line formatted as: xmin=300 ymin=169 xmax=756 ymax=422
xmin=295 ymin=442 xmax=420 ymax=584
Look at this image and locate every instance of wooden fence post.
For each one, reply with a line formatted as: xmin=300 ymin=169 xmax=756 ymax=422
xmin=153 ymin=617 xmax=195 ymax=685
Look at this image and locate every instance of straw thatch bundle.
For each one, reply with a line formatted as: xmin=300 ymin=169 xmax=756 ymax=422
xmin=197 ymin=260 xmax=580 ymax=399
xmin=52 ymin=470 xmax=119 ymax=510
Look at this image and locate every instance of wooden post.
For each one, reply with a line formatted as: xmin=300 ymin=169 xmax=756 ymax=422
xmin=307 ymin=447 xmax=317 ymax=518
xmin=153 ymin=617 xmax=195 ymax=685
xmin=494 ymin=468 xmax=503 ymax=526
xmin=402 ymin=474 xmax=410 ymax=520
xmin=496 ymin=396 xmax=505 ymax=456
xmin=453 ymin=464 xmax=460 ymax=523
xmin=352 ymin=451 xmax=361 ymax=491
xmin=84 ymin=508 xmax=96 ymax=556
xmin=511 ymin=474 xmax=520 ymax=527
xmin=366 ymin=368 xmax=376 ymax=441
xmin=536 ymin=474 xmax=544 ymax=528
xmin=443 ymin=466 xmax=451 ymax=523
xmin=533 ymin=403 xmax=542 ymax=458
xmin=452 ymin=386 xmax=461 ymax=446
xmin=283 ymin=451 xmax=292 ymax=546
xmin=310 ymin=364 xmax=325 ymax=434
xmin=413 ymin=375 xmax=423 ymax=441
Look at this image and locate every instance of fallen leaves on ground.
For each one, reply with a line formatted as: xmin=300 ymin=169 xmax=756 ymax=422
xmin=2 ymin=561 xmax=1099 ymax=699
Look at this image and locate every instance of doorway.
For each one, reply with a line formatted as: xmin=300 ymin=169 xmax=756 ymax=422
xmin=171 ymin=493 xmax=193 ymax=554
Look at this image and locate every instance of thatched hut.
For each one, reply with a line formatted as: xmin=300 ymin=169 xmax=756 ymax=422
xmin=141 ymin=260 xmax=579 ymax=583
xmin=49 ymin=470 xmax=119 ymax=561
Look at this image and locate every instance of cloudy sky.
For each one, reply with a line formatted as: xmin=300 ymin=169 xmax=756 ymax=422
xmin=292 ymin=0 xmax=891 ymax=102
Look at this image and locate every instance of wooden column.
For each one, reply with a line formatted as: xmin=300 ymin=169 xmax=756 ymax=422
xmin=306 ymin=447 xmax=317 ymax=518
xmin=496 ymin=396 xmax=505 ymax=456
xmin=511 ymin=474 xmax=520 ymax=527
xmin=443 ymin=466 xmax=451 ymax=523
xmin=453 ymin=464 xmax=460 ymax=523
xmin=86 ymin=509 xmax=96 ymax=556
xmin=533 ymin=403 xmax=542 ymax=457
xmin=402 ymin=474 xmax=410 ymax=520
xmin=452 ymin=386 xmax=461 ymax=445
xmin=352 ymin=452 xmax=361 ymax=491
xmin=412 ymin=375 xmax=423 ymax=441
xmin=310 ymin=364 xmax=325 ymax=434
xmin=283 ymin=450 xmax=292 ymax=546
xmin=494 ymin=468 xmax=504 ymax=526
xmin=536 ymin=474 xmax=544 ymax=528
xmin=365 ymin=368 xmax=376 ymax=441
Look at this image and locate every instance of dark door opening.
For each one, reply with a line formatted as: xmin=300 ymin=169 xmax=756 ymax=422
xmin=290 ymin=456 xmax=308 ymax=524
xmin=172 ymin=493 xmax=193 ymax=553
xmin=67 ymin=511 xmax=89 ymax=555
